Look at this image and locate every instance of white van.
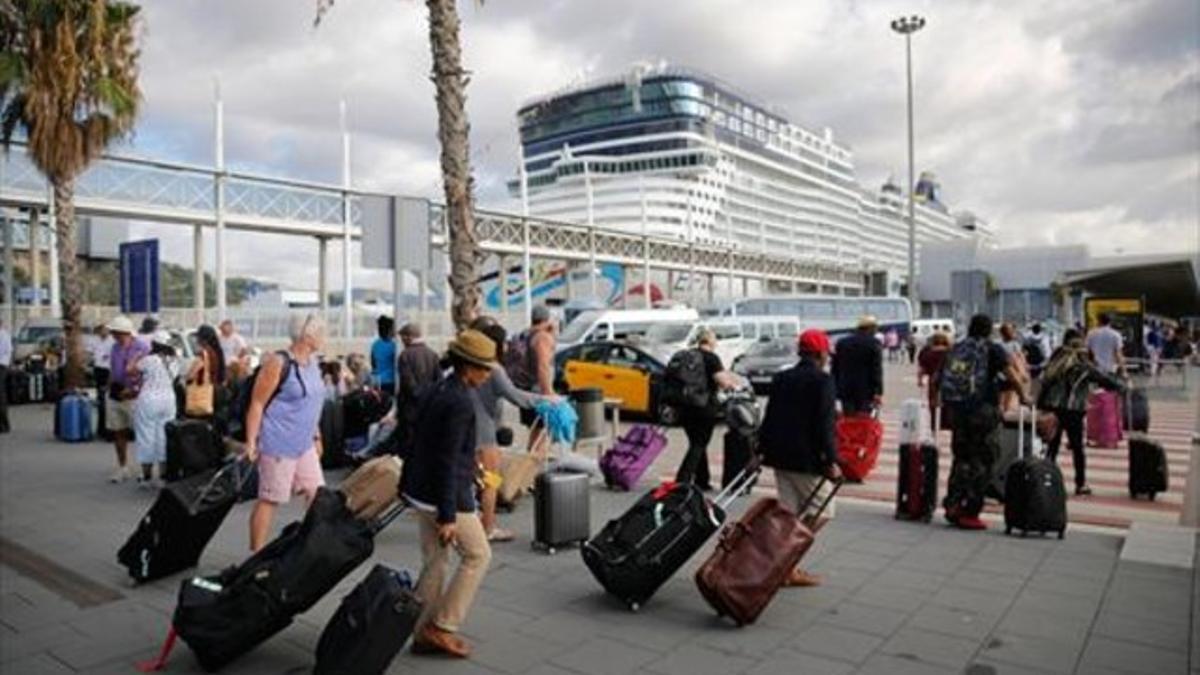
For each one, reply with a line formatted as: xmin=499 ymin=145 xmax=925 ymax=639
xmin=643 ymin=315 xmax=801 ymax=366
xmin=911 ymin=319 xmax=955 ymax=344
xmin=557 ymin=308 xmax=700 ymax=348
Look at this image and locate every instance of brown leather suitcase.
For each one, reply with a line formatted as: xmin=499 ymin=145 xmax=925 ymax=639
xmin=694 ymin=478 xmax=841 ymax=626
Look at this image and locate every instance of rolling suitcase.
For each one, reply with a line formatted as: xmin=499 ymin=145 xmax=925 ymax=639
xmin=165 ymin=419 xmax=223 ymax=482
xmin=151 ymin=490 xmax=406 ymax=672
xmin=1004 ymin=405 xmax=1067 ymax=539
xmin=581 ymin=464 xmax=759 ymax=611
xmin=118 ymin=460 xmax=250 ymax=584
xmin=339 ymin=456 xmax=403 ymax=521
xmin=600 ymin=424 xmax=668 ymax=491
xmin=896 ymin=403 xmax=939 ymax=522
xmin=835 ymin=410 xmax=882 ymax=482
xmin=54 ymin=391 xmax=93 ymax=442
xmin=533 ymin=468 xmax=591 ymax=553
xmin=343 ymin=388 xmax=390 ymax=439
xmin=28 ymin=371 xmax=46 ymax=403
xmin=1123 ymin=387 xmax=1149 ymax=432
xmin=313 ymin=564 xmax=422 ymax=675
xmin=1128 ymin=434 xmax=1168 ymax=500
xmin=320 ymin=398 xmax=351 ymax=469
xmin=1086 ymin=390 xmax=1122 ymax=448
xmin=695 ymin=478 xmax=842 ymax=626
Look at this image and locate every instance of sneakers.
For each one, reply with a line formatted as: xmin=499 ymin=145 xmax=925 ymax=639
xmin=486 ymin=527 xmax=515 ymax=543
xmin=1075 ymin=485 xmax=1093 ymax=496
xmin=109 ymin=466 xmax=131 ymax=483
xmin=412 ymin=625 xmax=470 ymax=658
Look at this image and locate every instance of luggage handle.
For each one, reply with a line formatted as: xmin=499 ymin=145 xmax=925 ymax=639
xmin=713 ymin=455 xmax=762 ymax=510
xmin=190 ymin=458 xmax=252 ymax=514
xmin=372 ymin=501 xmax=409 ymax=535
xmin=797 ymin=476 xmax=844 ymax=526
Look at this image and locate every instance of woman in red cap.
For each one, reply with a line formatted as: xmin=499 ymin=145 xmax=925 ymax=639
xmin=757 ymin=328 xmax=842 ymax=587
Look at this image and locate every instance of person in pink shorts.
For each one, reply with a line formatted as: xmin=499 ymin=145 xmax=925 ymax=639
xmin=244 ymin=314 xmax=329 ymax=552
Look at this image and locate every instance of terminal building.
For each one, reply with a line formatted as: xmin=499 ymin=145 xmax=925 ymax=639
xmin=509 ymin=63 xmax=992 ymax=297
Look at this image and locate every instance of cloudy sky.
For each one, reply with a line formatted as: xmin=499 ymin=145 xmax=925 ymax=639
xmin=118 ymin=0 xmax=1198 ymax=290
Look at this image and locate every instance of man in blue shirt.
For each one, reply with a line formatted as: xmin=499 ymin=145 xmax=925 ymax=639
xmin=369 ymin=315 xmax=397 ymax=397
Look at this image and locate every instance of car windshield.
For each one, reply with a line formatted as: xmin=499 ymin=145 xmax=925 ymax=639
xmin=16 ymin=326 xmax=60 ymax=343
xmin=643 ymin=322 xmax=694 ymax=344
xmin=746 ymin=339 xmax=794 ymax=358
xmin=559 ymin=311 xmax=600 ymax=343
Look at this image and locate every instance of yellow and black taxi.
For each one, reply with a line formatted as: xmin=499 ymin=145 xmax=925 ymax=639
xmin=554 ymin=341 xmax=680 ymax=425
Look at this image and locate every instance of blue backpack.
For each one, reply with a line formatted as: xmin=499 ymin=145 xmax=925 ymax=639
xmin=939 ymin=338 xmax=991 ymax=405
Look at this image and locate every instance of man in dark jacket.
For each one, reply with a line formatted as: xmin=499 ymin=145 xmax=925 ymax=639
xmin=831 ymin=315 xmax=883 ymax=414
xmin=758 ymin=328 xmax=842 ymax=587
xmin=399 ymin=330 xmax=495 ymax=659
xmin=394 ymin=322 xmax=442 ymax=455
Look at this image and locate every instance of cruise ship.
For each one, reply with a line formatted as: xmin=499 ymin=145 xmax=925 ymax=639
xmin=510 ymin=64 xmax=991 ymax=296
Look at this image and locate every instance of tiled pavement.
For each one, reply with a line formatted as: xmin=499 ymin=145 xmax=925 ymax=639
xmin=2 ymin=394 xmax=1198 ymax=675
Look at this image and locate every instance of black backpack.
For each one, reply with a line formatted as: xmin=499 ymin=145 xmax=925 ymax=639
xmin=665 ymin=349 xmax=711 ymax=409
xmin=227 ymin=351 xmax=300 ymax=442
xmin=1022 ymin=337 xmax=1046 ymax=367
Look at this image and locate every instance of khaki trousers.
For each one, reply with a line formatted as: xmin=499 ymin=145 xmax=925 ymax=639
xmin=775 ymin=469 xmax=837 ymax=520
xmin=415 ymin=511 xmax=492 ymax=633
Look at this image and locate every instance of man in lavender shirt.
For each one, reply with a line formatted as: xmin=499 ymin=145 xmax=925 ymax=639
xmin=106 ymin=316 xmax=149 ymax=483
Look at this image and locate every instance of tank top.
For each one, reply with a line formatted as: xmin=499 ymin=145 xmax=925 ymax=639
xmin=257 ymin=352 xmax=325 ymax=458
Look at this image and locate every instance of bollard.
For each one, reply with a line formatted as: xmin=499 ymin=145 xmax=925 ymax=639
xmin=572 ymin=387 xmax=605 ymax=441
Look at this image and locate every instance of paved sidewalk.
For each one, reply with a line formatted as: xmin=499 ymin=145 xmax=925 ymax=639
xmin=1 ymin=405 xmax=1197 ymax=675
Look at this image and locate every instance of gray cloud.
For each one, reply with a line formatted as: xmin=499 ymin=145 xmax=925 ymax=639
xmin=108 ymin=0 xmax=1198 ymax=289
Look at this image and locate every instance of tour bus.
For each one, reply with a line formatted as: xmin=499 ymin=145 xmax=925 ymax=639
xmin=716 ymin=295 xmax=913 ymax=339
xmin=557 ymin=308 xmax=701 ymax=348
xmin=911 ymin=318 xmax=956 ymax=343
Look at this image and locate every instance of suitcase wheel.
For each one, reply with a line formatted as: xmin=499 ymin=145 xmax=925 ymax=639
xmin=922 ymin=514 xmax=932 ymax=524
xmin=1149 ymin=492 xmax=1157 ymax=502
xmin=1005 ymin=526 xmax=1012 ymax=536
xmin=1058 ymin=529 xmax=1066 ymax=540
xmin=627 ymin=601 xmax=640 ymax=612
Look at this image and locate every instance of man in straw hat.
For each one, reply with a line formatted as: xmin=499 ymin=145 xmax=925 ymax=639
xmin=105 ymin=315 xmax=149 ymax=483
xmin=832 ymin=314 xmax=884 ymax=415
xmin=399 ymin=329 xmax=497 ymax=659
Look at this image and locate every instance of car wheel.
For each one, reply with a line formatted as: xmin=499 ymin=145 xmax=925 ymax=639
xmin=657 ymin=402 xmax=680 ymax=426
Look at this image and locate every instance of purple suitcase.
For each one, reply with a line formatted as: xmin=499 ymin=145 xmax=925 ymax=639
xmin=600 ymin=425 xmax=668 ymax=491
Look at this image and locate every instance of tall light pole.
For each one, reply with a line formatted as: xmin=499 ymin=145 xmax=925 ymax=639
xmin=891 ymin=14 xmax=924 ymax=313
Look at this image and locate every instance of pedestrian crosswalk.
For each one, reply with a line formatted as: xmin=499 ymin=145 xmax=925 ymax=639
xmin=702 ymin=395 xmax=1197 ymax=530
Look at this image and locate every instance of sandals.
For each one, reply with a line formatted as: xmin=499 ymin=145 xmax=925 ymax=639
xmin=487 ymin=527 xmax=515 ymax=543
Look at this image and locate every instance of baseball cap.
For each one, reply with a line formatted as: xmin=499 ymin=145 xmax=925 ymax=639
xmin=798 ymin=328 xmax=831 ymax=355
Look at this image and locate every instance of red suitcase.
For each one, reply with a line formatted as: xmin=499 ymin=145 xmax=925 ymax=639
xmin=836 ymin=412 xmax=882 ymax=482
xmin=695 ymin=478 xmax=841 ymax=626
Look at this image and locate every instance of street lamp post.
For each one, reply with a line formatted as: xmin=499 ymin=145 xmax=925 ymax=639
xmin=891 ymin=14 xmax=925 ymax=314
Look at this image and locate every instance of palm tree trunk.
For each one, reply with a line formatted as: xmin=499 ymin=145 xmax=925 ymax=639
xmin=53 ymin=177 xmax=86 ymax=390
xmin=426 ymin=0 xmax=479 ymax=330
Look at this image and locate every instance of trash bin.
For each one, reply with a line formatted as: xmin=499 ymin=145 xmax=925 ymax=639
xmin=572 ymin=387 xmax=605 ymax=440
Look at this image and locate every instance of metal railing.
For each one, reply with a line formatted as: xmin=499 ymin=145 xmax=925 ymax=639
xmin=1125 ymin=357 xmax=1195 ymax=391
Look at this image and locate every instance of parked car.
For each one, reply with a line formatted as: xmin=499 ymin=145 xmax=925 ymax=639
xmin=554 ymin=341 xmax=679 ymax=425
xmin=731 ymin=338 xmax=798 ymax=394
xmin=12 ymin=317 xmax=64 ymax=365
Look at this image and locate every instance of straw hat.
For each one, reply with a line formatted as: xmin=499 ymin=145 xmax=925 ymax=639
xmin=856 ymin=315 xmax=878 ymax=330
xmin=448 ymin=329 xmax=497 ymax=368
xmin=107 ymin=315 xmax=135 ymax=334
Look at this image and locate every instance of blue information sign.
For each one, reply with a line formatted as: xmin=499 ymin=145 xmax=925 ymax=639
xmin=119 ymin=239 xmax=160 ymax=314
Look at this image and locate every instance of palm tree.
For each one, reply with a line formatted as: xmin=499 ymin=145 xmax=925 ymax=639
xmin=1 ymin=0 xmax=142 ymax=388
xmin=317 ymin=0 xmax=481 ymax=329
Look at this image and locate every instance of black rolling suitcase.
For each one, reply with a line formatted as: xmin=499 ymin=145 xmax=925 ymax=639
xmin=117 ymin=460 xmax=251 ymax=584
xmin=581 ymin=465 xmax=758 ymax=611
xmin=165 ymin=418 xmax=224 ymax=482
xmin=1128 ymin=434 xmax=1168 ymax=499
xmin=533 ymin=469 xmax=591 ymax=554
xmin=146 ymin=489 xmax=406 ymax=672
xmin=313 ymin=564 xmax=422 ymax=675
xmin=896 ymin=403 xmax=939 ymax=522
xmin=7 ymin=370 xmax=30 ymax=405
xmin=1004 ymin=405 xmax=1067 ymax=539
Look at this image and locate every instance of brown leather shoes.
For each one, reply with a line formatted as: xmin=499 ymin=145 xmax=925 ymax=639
xmin=412 ymin=625 xmax=471 ymax=658
xmin=784 ymin=568 xmax=823 ymax=587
